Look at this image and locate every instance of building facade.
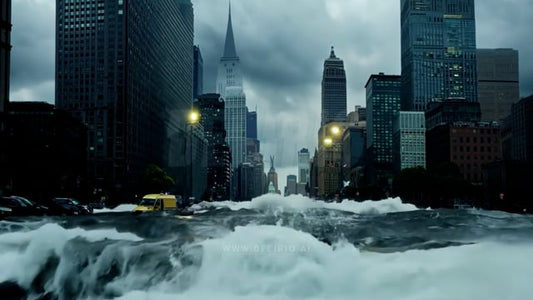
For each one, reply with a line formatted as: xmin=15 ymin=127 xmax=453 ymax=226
xmin=216 ymin=6 xmax=247 ymax=169
xmin=3 ymin=102 xmax=87 ymax=202
xmin=510 ymin=95 xmax=533 ymax=161
xmin=477 ymin=48 xmax=519 ymax=123
xmin=425 ymin=98 xmax=481 ymax=130
xmin=0 ymin=0 xmax=11 ymax=114
xmin=393 ymin=111 xmax=426 ymax=172
xmin=341 ymin=126 xmax=366 ymax=186
xmin=55 ymin=0 xmax=194 ymax=201
xmin=321 ymin=47 xmax=347 ymax=125
xmin=401 ymin=0 xmax=478 ymax=111
xmin=316 ymin=122 xmax=350 ymax=198
xmin=285 ymin=175 xmax=297 ymax=196
xmin=193 ymin=45 xmax=204 ymax=99
xmin=347 ymin=105 xmax=366 ymax=124
xmin=365 ymin=73 xmax=401 ymax=182
xmin=194 ymin=93 xmax=231 ymax=200
xmin=426 ymin=122 xmax=501 ymax=184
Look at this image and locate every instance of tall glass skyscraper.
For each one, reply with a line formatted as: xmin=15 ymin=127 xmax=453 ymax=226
xmin=366 ymin=73 xmax=401 ymax=181
xmin=216 ymin=5 xmax=247 ymax=169
xmin=401 ymin=0 xmax=478 ymax=111
xmin=321 ymin=47 xmax=347 ymax=125
xmin=55 ymin=0 xmax=194 ymax=198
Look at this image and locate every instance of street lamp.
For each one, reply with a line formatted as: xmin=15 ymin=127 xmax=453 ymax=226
xmin=188 ymin=110 xmax=200 ymax=125
xmin=330 ymin=125 xmax=340 ymax=136
xmin=187 ymin=109 xmax=200 ymax=203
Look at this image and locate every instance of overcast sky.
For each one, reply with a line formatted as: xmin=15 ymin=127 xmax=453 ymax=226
xmin=9 ymin=0 xmax=533 ymax=187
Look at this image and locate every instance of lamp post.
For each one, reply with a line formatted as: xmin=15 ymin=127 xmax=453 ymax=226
xmin=188 ymin=110 xmax=200 ymax=203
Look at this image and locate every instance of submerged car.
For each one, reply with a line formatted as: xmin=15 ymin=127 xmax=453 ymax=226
xmin=47 ymin=198 xmax=92 ymax=216
xmin=0 ymin=205 xmax=12 ymax=218
xmin=0 ymin=196 xmax=49 ymax=216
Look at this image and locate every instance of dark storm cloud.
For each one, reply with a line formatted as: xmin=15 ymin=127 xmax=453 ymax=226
xmin=10 ymin=0 xmax=55 ymax=102
xmin=8 ymin=0 xmax=533 ymax=174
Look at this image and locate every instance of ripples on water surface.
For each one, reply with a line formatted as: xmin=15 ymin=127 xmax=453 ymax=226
xmin=1 ymin=194 xmax=533 ymax=300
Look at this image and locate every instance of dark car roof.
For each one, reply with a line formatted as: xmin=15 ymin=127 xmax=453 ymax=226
xmin=0 ymin=196 xmax=29 ymax=207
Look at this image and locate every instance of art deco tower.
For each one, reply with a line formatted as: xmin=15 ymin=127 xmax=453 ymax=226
xmin=401 ymin=0 xmax=478 ymax=111
xmin=216 ymin=4 xmax=247 ymax=169
xmin=321 ymin=47 xmax=347 ymax=125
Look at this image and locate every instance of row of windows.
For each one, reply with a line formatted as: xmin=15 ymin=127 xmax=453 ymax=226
xmin=453 ymin=155 xmax=495 ymax=161
xmin=453 ymin=145 xmax=498 ymax=153
xmin=453 ymin=136 xmax=497 ymax=143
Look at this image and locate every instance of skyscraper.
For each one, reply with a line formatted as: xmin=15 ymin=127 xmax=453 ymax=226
xmin=321 ymin=47 xmax=347 ymax=125
xmin=194 ymin=93 xmax=231 ymax=200
xmin=401 ymin=0 xmax=477 ymax=111
xmin=1 ymin=0 xmax=11 ymax=114
xmin=216 ymin=4 xmax=247 ymax=169
xmin=56 ymin=0 xmax=194 ymax=199
xmin=477 ymin=48 xmax=519 ymax=122
xmin=366 ymin=73 xmax=401 ymax=182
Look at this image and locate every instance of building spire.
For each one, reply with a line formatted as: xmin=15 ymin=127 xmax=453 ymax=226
xmin=330 ymin=46 xmax=337 ymax=58
xmin=223 ymin=1 xmax=238 ymax=58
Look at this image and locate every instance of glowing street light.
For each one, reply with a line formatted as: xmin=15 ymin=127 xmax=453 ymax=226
xmin=188 ymin=110 xmax=200 ymax=124
xmin=330 ymin=125 xmax=340 ymax=135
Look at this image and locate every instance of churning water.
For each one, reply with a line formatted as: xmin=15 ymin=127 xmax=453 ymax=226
xmin=1 ymin=194 xmax=533 ymax=300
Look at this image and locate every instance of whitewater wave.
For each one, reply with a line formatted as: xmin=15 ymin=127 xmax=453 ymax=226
xmin=117 ymin=224 xmax=533 ymax=300
xmin=1 ymin=195 xmax=533 ymax=299
xmin=198 ymin=194 xmax=418 ymax=215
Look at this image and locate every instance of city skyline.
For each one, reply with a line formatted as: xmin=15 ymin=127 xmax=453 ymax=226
xmin=8 ymin=0 xmax=533 ymax=182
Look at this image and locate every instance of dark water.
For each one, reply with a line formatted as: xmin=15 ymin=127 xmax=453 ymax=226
xmin=1 ymin=195 xmax=533 ymax=300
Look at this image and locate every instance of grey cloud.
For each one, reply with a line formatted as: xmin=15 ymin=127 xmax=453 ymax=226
xmin=10 ymin=0 xmax=55 ymax=100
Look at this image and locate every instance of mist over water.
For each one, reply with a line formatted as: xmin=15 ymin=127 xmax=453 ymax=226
xmin=1 ymin=194 xmax=533 ymax=300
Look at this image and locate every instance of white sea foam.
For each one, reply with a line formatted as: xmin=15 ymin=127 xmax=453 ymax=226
xmin=0 ymin=223 xmax=143 ymax=288
xmin=113 ymin=223 xmax=533 ymax=300
xmin=93 ymin=204 xmax=138 ymax=213
xmin=199 ymin=193 xmax=418 ymax=215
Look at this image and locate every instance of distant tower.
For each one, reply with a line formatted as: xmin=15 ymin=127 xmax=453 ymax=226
xmin=298 ymin=148 xmax=310 ymax=184
xmin=267 ymin=155 xmax=279 ymax=194
xmin=401 ymin=0 xmax=477 ymax=111
xmin=286 ymin=175 xmax=297 ymax=196
xmin=216 ymin=3 xmax=247 ymax=169
xmin=321 ymin=46 xmax=347 ymax=125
